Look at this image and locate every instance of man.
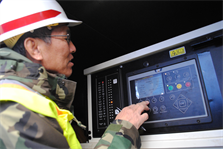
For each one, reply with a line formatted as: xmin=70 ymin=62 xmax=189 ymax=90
xmin=0 ymin=0 xmax=150 ymax=148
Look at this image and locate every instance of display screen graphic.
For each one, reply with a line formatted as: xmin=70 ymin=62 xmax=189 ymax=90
xmin=135 ymin=73 xmax=164 ymax=99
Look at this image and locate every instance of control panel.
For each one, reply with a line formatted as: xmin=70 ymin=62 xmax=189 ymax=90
xmin=90 ymin=28 xmax=222 ymax=138
xmin=93 ymin=71 xmax=122 ymax=136
xmin=127 ymin=59 xmax=211 ymax=128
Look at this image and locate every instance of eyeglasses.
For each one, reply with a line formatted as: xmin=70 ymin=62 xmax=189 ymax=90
xmin=45 ymin=34 xmax=71 ymax=44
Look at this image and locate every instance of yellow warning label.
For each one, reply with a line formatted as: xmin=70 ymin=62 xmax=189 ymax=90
xmin=169 ymin=47 xmax=186 ymax=58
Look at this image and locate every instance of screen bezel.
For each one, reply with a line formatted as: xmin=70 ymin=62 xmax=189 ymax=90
xmin=126 ymin=55 xmax=212 ymax=128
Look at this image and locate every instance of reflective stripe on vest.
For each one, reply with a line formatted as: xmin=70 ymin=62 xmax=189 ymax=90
xmin=0 ymin=83 xmax=82 ymax=149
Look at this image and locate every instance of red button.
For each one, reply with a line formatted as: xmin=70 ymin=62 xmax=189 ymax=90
xmin=185 ymin=82 xmax=191 ymax=87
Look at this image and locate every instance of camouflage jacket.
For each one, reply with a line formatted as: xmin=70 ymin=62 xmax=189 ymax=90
xmin=94 ymin=119 xmax=141 ymax=149
xmin=0 ymin=48 xmax=141 ymax=149
xmin=0 ymin=48 xmax=79 ymax=148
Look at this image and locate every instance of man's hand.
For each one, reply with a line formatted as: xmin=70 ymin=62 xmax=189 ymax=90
xmin=115 ymin=101 xmax=150 ymax=129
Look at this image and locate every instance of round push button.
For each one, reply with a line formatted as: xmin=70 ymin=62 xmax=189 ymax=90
xmin=159 ymin=96 xmax=165 ymax=102
xmin=177 ymin=84 xmax=182 ymax=89
xmin=151 ymin=97 xmax=157 ymax=103
xmin=153 ymin=106 xmax=158 ymax=114
xmin=185 ymin=82 xmax=191 ymax=87
xmin=183 ymin=72 xmax=190 ymax=77
xmin=175 ymin=74 xmax=181 ymax=79
xmin=169 ymin=94 xmax=175 ymax=100
xmin=166 ymin=76 xmax=172 ymax=81
xmin=168 ymin=85 xmax=174 ymax=91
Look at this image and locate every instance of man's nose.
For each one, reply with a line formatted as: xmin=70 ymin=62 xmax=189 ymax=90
xmin=70 ymin=41 xmax=76 ymax=53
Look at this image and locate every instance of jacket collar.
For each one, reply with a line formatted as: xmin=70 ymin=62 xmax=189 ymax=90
xmin=0 ymin=48 xmax=77 ymax=110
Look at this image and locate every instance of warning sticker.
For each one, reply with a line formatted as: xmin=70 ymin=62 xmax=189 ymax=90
xmin=169 ymin=47 xmax=186 ymax=58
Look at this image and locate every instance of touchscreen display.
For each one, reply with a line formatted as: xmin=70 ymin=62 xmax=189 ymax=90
xmin=134 ymin=73 xmax=164 ymax=99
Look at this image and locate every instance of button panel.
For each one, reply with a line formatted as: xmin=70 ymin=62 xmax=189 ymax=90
xmin=107 ymin=79 xmax=114 ymax=121
xmin=96 ymin=80 xmax=107 ymax=128
xmin=164 ymin=66 xmax=193 ymax=93
xmin=128 ymin=59 xmax=209 ymax=128
xmin=96 ymin=73 xmax=121 ymax=129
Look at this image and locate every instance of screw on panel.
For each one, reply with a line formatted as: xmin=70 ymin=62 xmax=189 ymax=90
xmin=143 ymin=61 xmax=149 ymax=67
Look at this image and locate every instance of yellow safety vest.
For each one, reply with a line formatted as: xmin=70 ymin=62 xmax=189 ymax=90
xmin=0 ymin=83 xmax=82 ymax=149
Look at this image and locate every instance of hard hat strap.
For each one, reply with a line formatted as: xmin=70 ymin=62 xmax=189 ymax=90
xmin=4 ymin=33 xmax=24 ymax=49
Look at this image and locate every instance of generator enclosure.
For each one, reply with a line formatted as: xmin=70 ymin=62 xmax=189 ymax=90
xmin=82 ymin=21 xmax=223 ymax=149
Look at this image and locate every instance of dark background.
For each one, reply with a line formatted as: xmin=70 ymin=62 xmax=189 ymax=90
xmin=57 ymin=0 xmax=222 ymax=126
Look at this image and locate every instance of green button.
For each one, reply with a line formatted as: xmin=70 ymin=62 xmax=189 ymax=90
xmin=168 ymin=85 xmax=173 ymax=91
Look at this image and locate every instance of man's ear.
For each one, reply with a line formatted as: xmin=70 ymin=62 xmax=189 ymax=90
xmin=24 ymin=37 xmax=43 ymax=62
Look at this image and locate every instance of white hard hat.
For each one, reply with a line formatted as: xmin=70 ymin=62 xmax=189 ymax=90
xmin=0 ymin=0 xmax=82 ymax=48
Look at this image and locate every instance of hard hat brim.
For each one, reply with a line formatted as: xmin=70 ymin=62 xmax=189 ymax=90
xmin=0 ymin=0 xmax=82 ymax=43
xmin=0 ymin=19 xmax=82 ymax=43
